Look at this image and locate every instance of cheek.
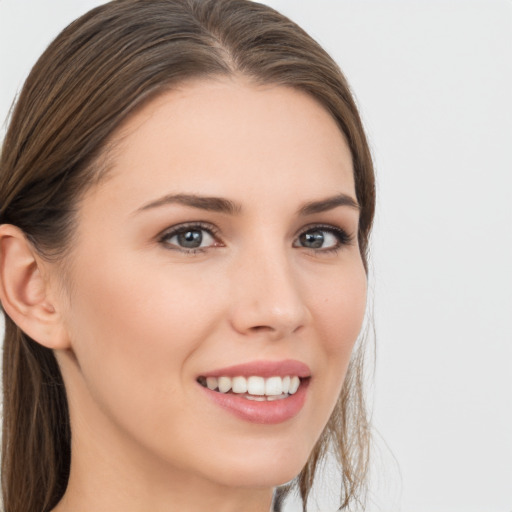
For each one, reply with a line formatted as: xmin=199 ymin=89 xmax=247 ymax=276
xmin=70 ymin=256 xmax=216 ymax=352
xmin=62 ymin=256 xmax=223 ymax=428
xmin=310 ymin=261 xmax=367 ymax=356
xmin=304 ymin=260 xmax=367 ymax=434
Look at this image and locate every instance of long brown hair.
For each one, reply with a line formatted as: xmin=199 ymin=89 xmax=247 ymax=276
xmin=0 ymin=1 xmax=375 ymax=511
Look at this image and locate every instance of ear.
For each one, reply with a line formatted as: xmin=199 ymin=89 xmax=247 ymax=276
xmin=0 ymin=224 xmax=70 ymax=349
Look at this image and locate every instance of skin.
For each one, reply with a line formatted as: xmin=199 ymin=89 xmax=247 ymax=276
xmin=3 ymin=78 xmax=367 ymax=512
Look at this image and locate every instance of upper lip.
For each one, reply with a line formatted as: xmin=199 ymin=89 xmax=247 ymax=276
xmin=199 ymin=359 xmax=311 ymax=378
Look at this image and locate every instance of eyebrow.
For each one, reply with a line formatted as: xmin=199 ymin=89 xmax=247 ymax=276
xmin=136 ymin=193 xmax=242 ymax=215
xmin=298 ymin=193 xmax=360 ymax=215
xmin=135 ymin=192 xmax=359 ymax=216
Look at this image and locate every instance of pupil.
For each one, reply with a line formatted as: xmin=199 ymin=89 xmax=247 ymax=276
xmin=178 ymin=230 xmax=202 ymax=248
xmin=301 ymin=231 xmax=324 ymax=248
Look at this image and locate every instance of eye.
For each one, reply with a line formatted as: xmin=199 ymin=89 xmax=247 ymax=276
xmin=294 ymin=225 xmax=352 ymax=252
xmin=159 ymin=223 xmax=221 ymax=253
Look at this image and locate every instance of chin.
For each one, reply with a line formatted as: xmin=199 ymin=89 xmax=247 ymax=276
xmin=194 ymin=441 xmax=311 ymax=489
xmin=209 ymin=464 xmax=302 ymax=490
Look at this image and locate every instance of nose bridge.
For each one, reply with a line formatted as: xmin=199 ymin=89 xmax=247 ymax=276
xmin=230 ymin=237 xmax=308 ymax=338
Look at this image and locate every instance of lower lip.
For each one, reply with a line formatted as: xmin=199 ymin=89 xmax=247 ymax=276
xmin=199 ymin=379 xmax=309 ymax=425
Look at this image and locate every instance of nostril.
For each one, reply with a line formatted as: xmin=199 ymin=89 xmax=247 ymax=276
xmin=249 ymin=325 xmax=275 ymax=333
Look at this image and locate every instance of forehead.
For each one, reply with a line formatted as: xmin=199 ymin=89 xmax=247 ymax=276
xmin=84 ymin=78 xmax=355 ymax=215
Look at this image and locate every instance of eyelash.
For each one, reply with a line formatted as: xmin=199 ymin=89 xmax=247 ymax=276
xmin=158 ymin=222 xmax=222 ymax=254
xmin=296 ymin=224 xmax=354 ymax=255
xmin=158 ymin=222 xmax=354 ymax=255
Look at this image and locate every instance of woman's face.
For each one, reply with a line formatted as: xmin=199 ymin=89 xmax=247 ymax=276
xmin=54 ymin=78 xmax=367 ymax=490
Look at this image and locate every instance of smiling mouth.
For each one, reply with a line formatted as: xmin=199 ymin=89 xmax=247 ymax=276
xmin=196 ymin=375 xmax=307 ymax=401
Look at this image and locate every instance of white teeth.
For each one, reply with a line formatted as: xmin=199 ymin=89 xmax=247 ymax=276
xmin=289 ymin=376 xmax=300 ymax=394
xmin=232 ymin=376 xmax=247 ymax=394
xmin=282 ymin=376 xmax=291 ymax=394
xmin=265 ymin=376 xmax=283 ymax=396
xmin=218 ymin=376 xmax=232 ymax=393
xmin=266 ymin=394 xmax=288 ymax=401
xmin=206 ymin=377 xmax=218 ymax=390
xmin=201 ymin=375 xmax=303 ymax=397
xmin=247 ymin=376 xmax=265 ymax=395
xmin=244 ymin=394 xmax=267 ymax=401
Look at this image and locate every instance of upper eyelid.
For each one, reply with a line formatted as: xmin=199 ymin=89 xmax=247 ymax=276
xmin=296 ymin=223 xmax=353 ymax=238
xmin=158 ymin=221 xmax=220 ymax=239
xmin=157 ymin=221 xmax=353 ymax=247
xmin=297 ymin=222 xmax=345 ymax=232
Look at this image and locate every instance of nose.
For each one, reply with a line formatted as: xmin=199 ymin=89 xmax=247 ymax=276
xmin=229 ymin=246 xmax=310 ymax=340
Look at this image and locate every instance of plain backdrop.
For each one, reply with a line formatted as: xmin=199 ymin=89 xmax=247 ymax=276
xmin=1 ymin=1 xmax=511 ymax=511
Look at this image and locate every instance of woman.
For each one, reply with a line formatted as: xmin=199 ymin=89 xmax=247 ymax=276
xmin=0 ymin=1 xmax=375 ymax=511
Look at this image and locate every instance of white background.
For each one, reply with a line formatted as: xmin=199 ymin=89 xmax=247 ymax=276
xmin=1 ymin=1 xmax=511 ymax=511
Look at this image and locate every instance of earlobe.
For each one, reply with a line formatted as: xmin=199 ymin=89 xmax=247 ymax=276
xmin=0 ymin=224 xmax=70 ymax=350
